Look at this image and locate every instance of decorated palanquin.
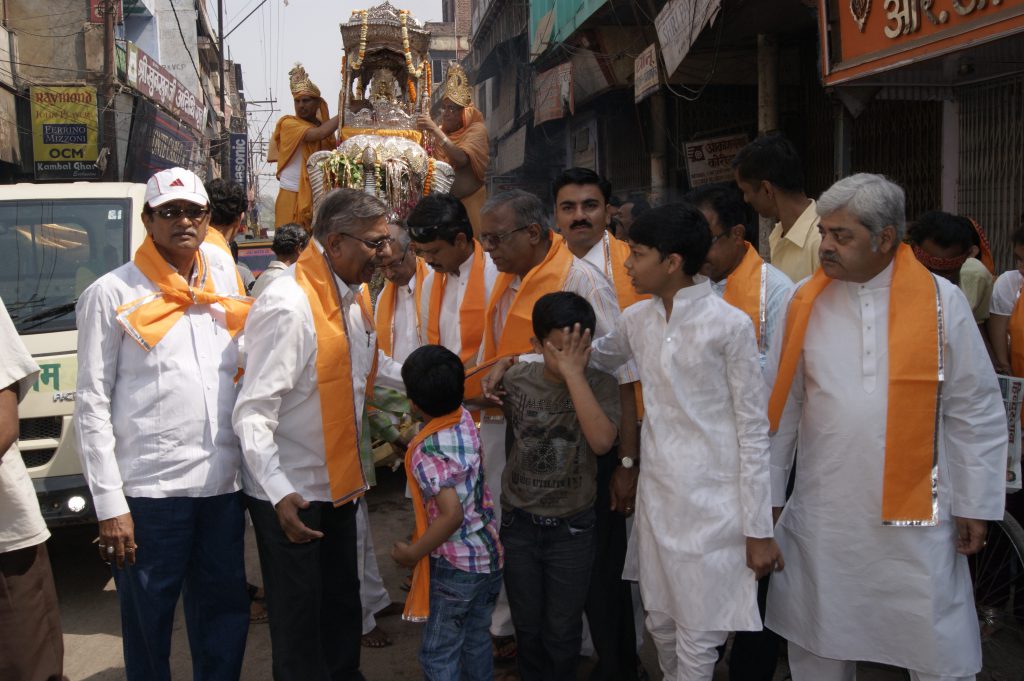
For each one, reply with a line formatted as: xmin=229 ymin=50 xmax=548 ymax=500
xmin=308 ymin=1 xmax=454 ymax=218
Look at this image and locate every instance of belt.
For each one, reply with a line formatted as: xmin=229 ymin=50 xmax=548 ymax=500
xmin=512 ymin=507 xmax=564 ymax=527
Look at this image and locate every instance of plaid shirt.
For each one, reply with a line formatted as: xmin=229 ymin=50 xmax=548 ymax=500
xmin=409 ymin=409 xmax=503 ymax=573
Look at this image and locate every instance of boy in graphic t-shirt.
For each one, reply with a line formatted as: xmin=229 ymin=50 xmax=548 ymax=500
xmin=491 ymin=291 xmax=621 ymax=681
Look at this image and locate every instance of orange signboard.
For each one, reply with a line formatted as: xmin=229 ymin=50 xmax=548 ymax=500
xmin=819 ymin=0 xmax=1024 ymax=85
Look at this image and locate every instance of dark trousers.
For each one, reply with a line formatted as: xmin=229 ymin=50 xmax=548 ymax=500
xmin=728 ymin=571 xmax=778 ymax=681
xmin=0 ymin=542 xmax=65 ymax=681
xmin=113 ymin=493 xmax=249 ymax=681
xmin=501 ymin=507 xmax=597 ymax=681
xmin=247 ymin=495 xmax=364 ymax=681
xmin=585 ymin=453 xmax=639 ymax=681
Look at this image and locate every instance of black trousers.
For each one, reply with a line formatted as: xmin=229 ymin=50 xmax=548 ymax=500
xmin=247 ymin=495 xmax=365 ymax=681
xmin=584 ymin=453 xmax=639 ymax=681
xmin=728 ymin=567 xmax=779 ymax=681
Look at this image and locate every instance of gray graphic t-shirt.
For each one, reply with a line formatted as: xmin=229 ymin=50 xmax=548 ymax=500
xmin=500 ymin=361 xmax=620 ymax=518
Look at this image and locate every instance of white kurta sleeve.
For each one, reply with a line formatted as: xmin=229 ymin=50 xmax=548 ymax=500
xmin=375 ymin=350 xmax=406 ymax=391
xmin=589 ymin=311 xmax=634 ymax=376
xmin=724 ymin=318 xmax=774 ymax=538
xmin=939 ymin=285 xmax=1007 ymax=521
xmin=765 ymin=292 xmax=802 ymax=508
xmin=232 ymin=291 xmax=316 ymax=506
xmin=74 ymin=282 xmax=130 ymax=521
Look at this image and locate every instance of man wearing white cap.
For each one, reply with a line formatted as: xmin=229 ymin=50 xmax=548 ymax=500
xmin=75 ymin=167 xmax=253 ymax=681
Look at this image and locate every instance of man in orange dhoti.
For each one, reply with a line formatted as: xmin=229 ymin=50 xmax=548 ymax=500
xmin=416 ymin=64 xmax=489 ymax=238
xmin=269 ymin=64 xmax=339 ymax=231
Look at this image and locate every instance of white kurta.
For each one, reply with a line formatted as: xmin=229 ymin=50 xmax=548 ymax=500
xmin=590 ymin=280 xmax=773 ymax=631
xmin=765 ymin=262 xmax=1007 ymax=676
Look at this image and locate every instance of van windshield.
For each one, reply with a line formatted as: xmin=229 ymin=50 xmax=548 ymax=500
xmin=0 ymin=198 xmax=131 ymax=335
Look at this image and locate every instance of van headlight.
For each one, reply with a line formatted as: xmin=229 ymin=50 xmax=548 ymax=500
xmin=66 ymin=496 xmax=87 ymax=513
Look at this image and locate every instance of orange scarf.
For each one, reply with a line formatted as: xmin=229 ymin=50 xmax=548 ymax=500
xmin=116 ymin=236 xmax=251 ymax=350
xmin=723 ymin=242 xmax=767 ymax=348
xmin=426 ymin=240 xmax=487 ymax=365
xmin=293 ymin=243 xmax=376 ymax=506
xmin=403 ymin=407 xmax=466 ymax=622
xmin=371 ymin=259 xmax=428 ymax=358
xmin=768 ymin=244 xmax=941 ymax=525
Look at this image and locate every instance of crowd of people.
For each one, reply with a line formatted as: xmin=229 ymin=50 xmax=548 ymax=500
xmin=0 ymin=119 xmax=1018 ymax=681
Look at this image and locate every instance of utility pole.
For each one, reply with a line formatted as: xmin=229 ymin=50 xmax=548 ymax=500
xmin=756 ymin=33 xmax=779 ymax=259
xmin=218 ymin=0 xmax=227 ymax=176
xmin=102 ymin=0 xmax=119 ymax=181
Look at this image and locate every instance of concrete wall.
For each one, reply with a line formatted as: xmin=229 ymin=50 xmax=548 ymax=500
xmin=154 ymin=0 xmax=200 ymax=95
xmin=7 ymin=0 xmax=101 ymax=87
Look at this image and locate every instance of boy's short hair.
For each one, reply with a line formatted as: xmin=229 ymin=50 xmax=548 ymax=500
xmin=531 ymin=292 xmax=596 ymax=342
xmin=628 ymin=203 xmax=712 ymax=277
xmin=731 ymin=133 xmax=805 ymax=194
xmin=401 ymin=345 xmax=465 ymax=417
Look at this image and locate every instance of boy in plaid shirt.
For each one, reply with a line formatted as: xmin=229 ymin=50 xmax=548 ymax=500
xmin=392 ymin=345 xmax=503 ymax=681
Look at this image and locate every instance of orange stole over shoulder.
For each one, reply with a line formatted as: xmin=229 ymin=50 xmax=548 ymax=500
xmin=605 ymin=233 xmax=648 ymax=310
xmin=369 ymin=259 xmax=429 ymax=358
xmin=402 ymin=406 xmax=466 ymax=622
xmin=464 ymin=235 xmax=574 ymax=400
xmin=293 ymin=244 xmax=377 ymax=506
xmin=723 ymin=242 xmax=766 ymax=346
xmin=426 ymin=240 xmax=487 ymax=365
xmin=269 ymin=114 xmax=336 ymax=228
xmin=116 ymin=236 xmax=252 ymax=351
xmin=768 ymin=244 xmax=942 ymax=525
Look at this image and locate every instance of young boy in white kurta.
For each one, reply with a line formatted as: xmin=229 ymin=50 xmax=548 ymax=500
xmin=583 ymin=203 xmax=783 ymax=681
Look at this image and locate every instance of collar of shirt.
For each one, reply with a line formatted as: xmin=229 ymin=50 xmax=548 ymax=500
xmin=842 ymin=257 xmax=895 ymax=297
xmin=772 ymin=199 xmax=819 ymax=249
xmin=655 ymin=277 xmax=712 ymax=320
xmin=266 ymin=260 xmax=288 ymax=271
xmin=581 ymin=236 xmax=607 ymax=275
xmin=455 ymin=249 xmax=475 ymax=279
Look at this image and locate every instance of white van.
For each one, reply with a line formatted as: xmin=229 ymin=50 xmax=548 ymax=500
xmin=1 ymin=182 xmax=147 ymax=526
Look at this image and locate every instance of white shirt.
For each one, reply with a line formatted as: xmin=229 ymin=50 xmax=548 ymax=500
xmin=765 ymin=262 xmax=1006 ymax=675
xmin=278 ymin=150 xmax=303 ymax=192
xmin=710 ymin=261 xmax=793 ymax=369
xmin=989 ymin=268 xmax=1023 ymax=316
xmin=0 ymin=299 xmax=48 ymax=554
xmin=422 ymin=249 xmax=499 ymax=361
xmin=589 ymin=280 xmax=773 ymax=631
xmin=233 ymin=242 xmax=404 ymax=505
xmin=385 ymin=274 xmax=422 ymax=363
xmin=75 ymin=244 xmax=245 ymax=521
xmin=250 ymin=260 xmax=290 ymax=298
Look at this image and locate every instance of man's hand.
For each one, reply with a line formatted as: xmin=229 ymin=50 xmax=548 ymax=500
xmin=546 ymin=324 xmax=592 ymax=380
xmin=609 ymin=466 xmax=639 ymax=516
xmin=955 ymin=517 xmax=988 ymax=556
xmin=746 ymin=537 xmax=784 ymax=579
xmin=98 ymin=512 xmax=137 ymax=568
xmin=481 ymin=356 xmax=515 ymax=405
xmin=274 ymin=493 xmax=324 ymax=544
xmin=415 ymin=114 xmax=441 ymax=137
xmin=391 ymin=540 xmax=419 ymax=568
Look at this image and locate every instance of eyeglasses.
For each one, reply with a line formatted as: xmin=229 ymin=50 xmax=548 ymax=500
xmin=155 ymin=205 xmax=209 ymax=220
xmin=340 ymin=232 xmax=395 ymax=253
xmin=407 ymin=223 xmax=441 ymax=240
xmin=480 ymin=224 xmax=532 ymax=249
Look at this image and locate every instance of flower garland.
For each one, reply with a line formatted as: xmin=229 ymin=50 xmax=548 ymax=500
xmin=349 ymin=10 xmax=369 ymax=70
xmin=424 ymin=60 xmax=432 ymax=102
xmin=422 ymin=158 xmax=435 ymax=196
xmin=399 ymin=10 xmax=423 ymax=79
xmin=407 ymin=77 xmax=417 ymax=104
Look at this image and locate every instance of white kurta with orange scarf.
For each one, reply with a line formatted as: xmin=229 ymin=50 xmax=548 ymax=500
xmin=765 ymin=263 xmax=1006 ymax=675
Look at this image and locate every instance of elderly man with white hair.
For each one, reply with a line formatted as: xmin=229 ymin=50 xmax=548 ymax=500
xmin=764 ymin=173 xmax=1006 ymax=681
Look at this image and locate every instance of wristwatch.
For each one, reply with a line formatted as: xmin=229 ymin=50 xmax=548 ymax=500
xmin=619 ymin=456 xmax=636 ymax=469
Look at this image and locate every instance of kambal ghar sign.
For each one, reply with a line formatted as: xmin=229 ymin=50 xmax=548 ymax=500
xmin=31 ymin=85 xmax=101 ymax=181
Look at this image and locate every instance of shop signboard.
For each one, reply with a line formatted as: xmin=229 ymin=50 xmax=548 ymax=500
xmin=30 ymin=85 xmax=100 ymax=181
xmin=683 ymin=133 xmax=748 ymax=188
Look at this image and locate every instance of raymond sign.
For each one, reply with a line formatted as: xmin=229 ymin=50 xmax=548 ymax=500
xmin=819 ymin=0 xmax=1024 ymax=85
xmin=634 ymin=43 xmax=659 ymax=103
xmin=30 ymin=86 xmax=100 ymax=181
xmin=229 ymin=133 xmax=248 ymax=195
xmin=684 ymin=133 xmax=747 ymax=188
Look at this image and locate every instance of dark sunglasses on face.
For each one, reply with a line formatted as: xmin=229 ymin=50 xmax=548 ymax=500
xmin=155 ymin=205 xmax=210 ymax=220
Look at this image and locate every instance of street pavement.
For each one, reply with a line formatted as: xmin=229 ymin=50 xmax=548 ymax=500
xmin=52 ymin=466 xmax=908 ymax=680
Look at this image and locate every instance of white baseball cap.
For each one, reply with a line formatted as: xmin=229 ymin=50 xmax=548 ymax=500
xmin=145 ymin=167 xmax=209 ymax=208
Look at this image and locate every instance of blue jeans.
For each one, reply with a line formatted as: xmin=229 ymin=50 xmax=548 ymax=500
xmin=419 ymin=556 xmax=503 ymax=681
xmin=112 ymin=493 xmax=249 ymax=681
xmin=500 ymin=507 xmax=597 ymax=681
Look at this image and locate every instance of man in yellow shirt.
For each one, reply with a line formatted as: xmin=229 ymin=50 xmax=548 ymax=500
xmin=732 ymin=134 xmax=821 ymax=282
xmin=269 ymin=64 xmax=339 ymax=231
